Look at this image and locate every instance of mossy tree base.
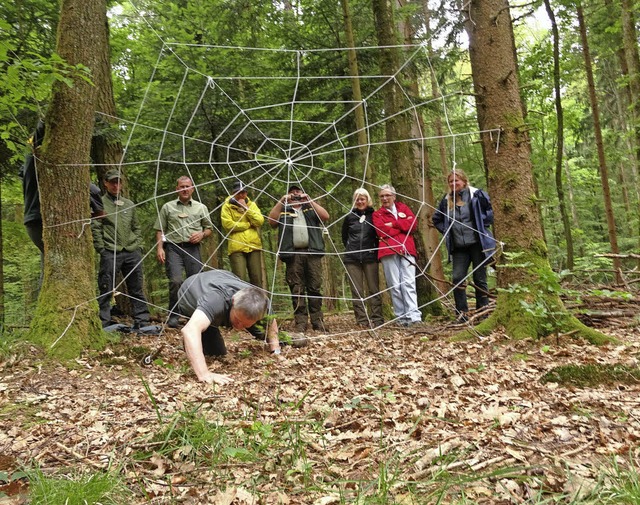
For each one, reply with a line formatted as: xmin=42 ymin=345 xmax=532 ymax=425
xmin=470 ymin=290 xmax=616 ymax=345
xmin=28 ymin=292 xmax=106 ymax=360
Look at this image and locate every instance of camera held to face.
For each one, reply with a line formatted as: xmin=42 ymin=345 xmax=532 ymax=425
xmin=289 ymin=195 xmax=303 ymax=202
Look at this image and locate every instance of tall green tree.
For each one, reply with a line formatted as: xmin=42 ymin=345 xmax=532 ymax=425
xmin=464 ymin=0 xmax=609 ymax=341
xmin=544 ymin=0 xmax=574 ymax=270
xmin=576 ymin=2 xmax=622 ymax=283
xmin=28 ymin=0 xmax=107 ymax=356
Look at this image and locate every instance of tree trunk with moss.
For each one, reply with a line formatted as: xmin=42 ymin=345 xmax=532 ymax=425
xmin=28 ymin=0 xmax=107 ymax=357
xmin=463 ymin=0 xmax=609 ymax=343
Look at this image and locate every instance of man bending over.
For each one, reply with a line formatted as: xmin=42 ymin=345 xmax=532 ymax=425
xmin=177 ymin=269 xmax=281 ymax=385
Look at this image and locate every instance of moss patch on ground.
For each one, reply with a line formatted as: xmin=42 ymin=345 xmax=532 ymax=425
xmin=540 ymin=363 xmax=640 ymax=388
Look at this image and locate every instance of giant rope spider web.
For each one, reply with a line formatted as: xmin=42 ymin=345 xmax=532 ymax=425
xmin=88 ymin=19 xmax=502 ymax=345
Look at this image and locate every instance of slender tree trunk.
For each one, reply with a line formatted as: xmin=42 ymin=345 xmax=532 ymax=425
xmin=544 ymin=0 xmax=574 ymax=270
xmin=340 ymin=0 xmax=375 ymax=186
xmin=421 ymin=0 xmax=450 ymax=178
xmin=0 ymin=181 xmax=4 ymax=330
xmin=620 ymin=0 xmax=640 ymax=268
xmin=576 ymin=3 xmax=622 ymax=283
xmin=463 ymin=0 xmax=608 ymax=342
xmin=372 ymin=0 xmax=439 ymax=314
xmin=397 ymin=0 xmax=447 ymax=295
xmin=28 ymin=0 xmax=107 ymax=357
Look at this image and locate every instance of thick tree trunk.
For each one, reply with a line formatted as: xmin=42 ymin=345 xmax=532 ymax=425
xmin=92 ymin=13 xmax=125 ymax=184
xmin=576 ymin=3 xmax=622 ymax=283
xmin=29 ymin=0 xmax=107 ymax=357
xmin=463 ymin=0 xmax=609 ymax=342
xmin=544 ymin=0 xmax=574 ymax=270
xmin=372 ymin=0 xmax=439 ymax=314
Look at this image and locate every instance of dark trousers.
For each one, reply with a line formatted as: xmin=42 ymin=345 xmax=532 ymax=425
xmin=202 ymin=326 xmax=227 ymax=356
xmin=285 ymin=253 xmax=323 ymax=329
xmin=345 ymin=261 xmax=384 ymax=327
xmin=451 ymin=243 xmax=489 ymax=314
xmin=229 ymin=250 xmax=264 ymax=289
xmin=98 ymin=249 xmax=150 ymax=326
xmin=25 ymin=220 xmax=44 ymax=290
xmin=165 ymin=243 xmax=204 ymax=315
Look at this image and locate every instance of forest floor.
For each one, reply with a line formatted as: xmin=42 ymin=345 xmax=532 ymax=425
xmin=1 ymin=294 xmax=639 ymax=504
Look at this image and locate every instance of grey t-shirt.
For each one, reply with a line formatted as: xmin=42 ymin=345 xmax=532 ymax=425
xmin=177 ymin=269 xmax=267 ymax=337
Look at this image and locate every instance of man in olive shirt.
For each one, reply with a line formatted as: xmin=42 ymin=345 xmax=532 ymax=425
xmin=92 ymin=169 xmax=150 ymax=327
xmin=155 ymin=176 xmax=213 ymax=327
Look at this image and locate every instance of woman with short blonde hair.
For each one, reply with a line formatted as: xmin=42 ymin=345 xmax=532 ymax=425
xmin=341 ymin=188 xmax=384 ymax=328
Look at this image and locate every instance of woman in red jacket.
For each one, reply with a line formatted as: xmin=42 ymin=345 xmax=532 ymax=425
xmin=372 ymin=184 xmax=422 ymax=327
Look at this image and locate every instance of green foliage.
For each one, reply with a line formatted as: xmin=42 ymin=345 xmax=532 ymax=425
xmin=2 ymin=219 xmax=41 ymax=327
xmin=0 ymin=17 xmax=93 ymax=163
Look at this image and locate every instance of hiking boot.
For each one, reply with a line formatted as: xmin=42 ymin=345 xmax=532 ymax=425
xmin=312 ymin=321 xmax=326 ymax=332
xmin=167 ymin=316 xmax=181 ymax=328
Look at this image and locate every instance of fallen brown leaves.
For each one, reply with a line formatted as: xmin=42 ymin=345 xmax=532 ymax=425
xmin=0 ymin=306 xmax=639 ymax=503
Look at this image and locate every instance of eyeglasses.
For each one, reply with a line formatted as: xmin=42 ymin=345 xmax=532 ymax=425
xmin=379 ymin=194 xmax=394 ymax=199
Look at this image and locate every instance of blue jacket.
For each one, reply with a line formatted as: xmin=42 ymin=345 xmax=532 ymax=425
xmin=432 ymin=186 xmax=496 ymax=261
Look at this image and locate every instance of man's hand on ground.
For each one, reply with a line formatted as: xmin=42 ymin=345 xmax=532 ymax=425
xmin=201 ymin=372 xmax=233 ymax=386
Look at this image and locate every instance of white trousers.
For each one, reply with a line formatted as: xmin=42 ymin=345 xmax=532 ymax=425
xmin=381 ymin=254 xmax=421 ymax=323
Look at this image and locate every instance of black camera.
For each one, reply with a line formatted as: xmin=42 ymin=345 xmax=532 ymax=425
xmin=290 ymin=195 xmax=303 ymax=202
xmin=229 ymin=198 xmax=240 ymax=206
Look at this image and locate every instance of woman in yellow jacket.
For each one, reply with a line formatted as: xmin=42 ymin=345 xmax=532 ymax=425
xmin=221 ymin=181 xmax=266 ymax=289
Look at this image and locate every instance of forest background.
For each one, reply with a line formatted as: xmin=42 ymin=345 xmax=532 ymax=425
xmin=1 ymin=0 xmax=639 ymax=333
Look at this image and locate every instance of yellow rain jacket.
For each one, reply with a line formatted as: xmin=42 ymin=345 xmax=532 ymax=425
xmin=220 ymin=196 xmax=264 ymax=255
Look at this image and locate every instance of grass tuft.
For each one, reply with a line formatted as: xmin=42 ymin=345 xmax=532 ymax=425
xmin=26 ymin=467 xmax=132 ymax=505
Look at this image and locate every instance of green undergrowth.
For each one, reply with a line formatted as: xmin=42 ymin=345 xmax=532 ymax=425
xmin=24 ymin=466 xmax=132 ymax=505
xmin=540 ymin=363 xmax=640 ymax=388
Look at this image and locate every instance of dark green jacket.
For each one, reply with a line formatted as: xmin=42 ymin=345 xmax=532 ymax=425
xmin=92 ymin=193 xmax=142 ymax=252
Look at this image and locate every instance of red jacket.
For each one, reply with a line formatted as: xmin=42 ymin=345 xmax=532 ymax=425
xmin=372 ymin=201 xmax=418 ymax=260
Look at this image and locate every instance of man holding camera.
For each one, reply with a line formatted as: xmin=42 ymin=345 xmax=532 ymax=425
xmin=221 ymin=180 xmax=266 ymax=289
xmin=268 ymin=185 xmax=330 ymax=334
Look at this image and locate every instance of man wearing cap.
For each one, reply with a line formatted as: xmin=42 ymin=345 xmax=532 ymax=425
xmin=92 ymin=169 xmax=150 ymax=328
xmin=221 ymin=180 xmax=265 ymax=289
xmin=268 ymin=185 xmax=330 ymax=333
xmin=155 ymin=176 xmax=213 ymax=328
